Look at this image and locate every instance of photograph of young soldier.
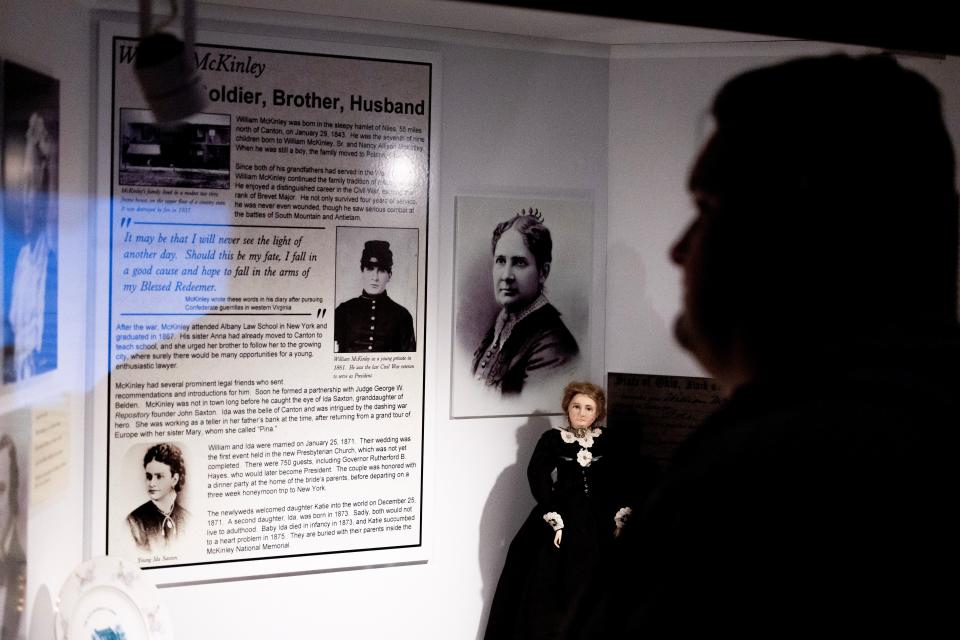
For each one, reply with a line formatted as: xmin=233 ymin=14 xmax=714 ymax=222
xmin=609 ymin=54 xmax=960 ymax=636
xmin=334 ymin=240 xmax=416 ymax=353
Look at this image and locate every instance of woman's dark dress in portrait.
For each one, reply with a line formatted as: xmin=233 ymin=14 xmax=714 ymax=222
xmin=127 ymin=500 xmax=189 ymax=551
xmin=485 ymin=426 xmax=657 ymax=639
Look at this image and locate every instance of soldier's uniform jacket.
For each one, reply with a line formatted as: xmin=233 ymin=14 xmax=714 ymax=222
xmin=334 ymin=292 xmax=416 ymax=352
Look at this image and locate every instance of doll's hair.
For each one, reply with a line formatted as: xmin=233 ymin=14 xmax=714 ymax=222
xmin=561 ymin=381 xmax=606 ymax=425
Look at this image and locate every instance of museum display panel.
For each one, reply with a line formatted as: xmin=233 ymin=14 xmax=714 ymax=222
xmin=1 ymin=1 xmax=958 ymax=638
xmin=91 ymin=22 xmax=437 ymax=582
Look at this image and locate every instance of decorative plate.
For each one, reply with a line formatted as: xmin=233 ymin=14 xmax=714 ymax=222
xmin=56 ymin=556 xmax=173 ymax=640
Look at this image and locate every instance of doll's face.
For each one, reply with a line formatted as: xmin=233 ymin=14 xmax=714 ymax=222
xmin=567 ymin=393 xmax=598 ymax=430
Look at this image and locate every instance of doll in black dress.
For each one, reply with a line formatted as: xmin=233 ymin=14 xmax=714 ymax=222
xmin=485 ymin=381 xmax=656 ymax=639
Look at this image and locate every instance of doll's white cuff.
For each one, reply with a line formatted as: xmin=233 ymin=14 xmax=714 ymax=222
xmin=614 ymin=506 xmax=633 ymax=529
xmin=543 ymin=512 xmax=564 ymax=531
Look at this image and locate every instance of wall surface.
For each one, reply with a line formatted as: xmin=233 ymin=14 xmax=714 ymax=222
xmin=606 ymin=53 xmax=768 ymax=378
xmin=605 ymin=44 xmax=960 ymax=378
xmin=432 ymin=40 xmax=610 ymax=638
xmin=0 ymin=0 xmax=92 ymax=634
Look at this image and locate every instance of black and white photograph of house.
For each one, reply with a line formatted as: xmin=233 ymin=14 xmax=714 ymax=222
xmin=118 ymin=108 xmax=231 ymax=189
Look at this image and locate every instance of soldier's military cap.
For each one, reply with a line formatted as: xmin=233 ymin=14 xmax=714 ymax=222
xmin=361 ymin=240 xmax=393 ymax=271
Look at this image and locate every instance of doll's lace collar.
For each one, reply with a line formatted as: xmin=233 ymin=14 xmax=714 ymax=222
xmin=557 ymin=425 xmax=602 ymax=449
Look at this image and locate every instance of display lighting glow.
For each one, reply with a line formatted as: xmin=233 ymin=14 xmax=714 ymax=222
xmin=384 ymin=154 xmax=418 ymax=188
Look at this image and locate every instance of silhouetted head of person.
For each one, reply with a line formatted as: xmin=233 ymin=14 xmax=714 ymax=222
xmin=671 ymin=54 xmax=959 ymax=388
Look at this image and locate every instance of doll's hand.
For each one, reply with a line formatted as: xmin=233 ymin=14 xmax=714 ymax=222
xmin=614 ymin=507 xmax=632 ymax=536
xmin=553 ymin=529 xmax=562 ymax=548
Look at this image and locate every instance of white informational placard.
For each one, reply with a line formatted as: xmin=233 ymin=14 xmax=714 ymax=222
xmin=92 ymin=22 xmax=438 ymax=583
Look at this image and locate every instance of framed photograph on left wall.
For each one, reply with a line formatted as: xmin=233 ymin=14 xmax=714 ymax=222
xmin=0 ymin=406 xmax=30 ymax=639
xmin=1 ymin=60 xmax=59 ymax=385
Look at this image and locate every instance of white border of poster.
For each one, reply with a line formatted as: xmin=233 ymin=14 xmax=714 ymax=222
xmin=91 ymin=22 xmax=439 ymax=584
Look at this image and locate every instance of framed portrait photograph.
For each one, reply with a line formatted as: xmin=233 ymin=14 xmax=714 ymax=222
xmin=0 ymin=407 xmax=30 ymax=639
xmin=108 ymin=441 xmax=197 ymax=566
xmin=451 ymin=195 xmax=592 ymax=418
xmin=334 ymin=226 xmax=420 ymax=354
xmin=2 ymin=61 xmax=59 ymax=385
